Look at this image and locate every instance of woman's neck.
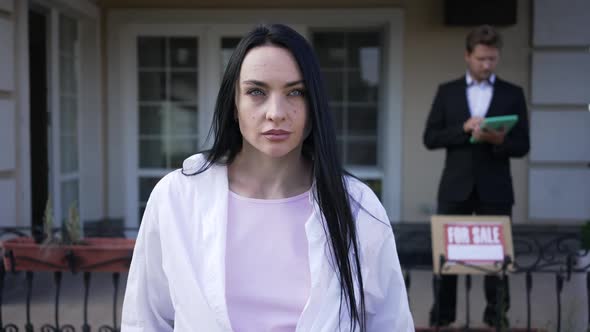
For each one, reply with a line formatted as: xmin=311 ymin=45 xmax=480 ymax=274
xmin=228 ymin=150 xmax=313 ymax=199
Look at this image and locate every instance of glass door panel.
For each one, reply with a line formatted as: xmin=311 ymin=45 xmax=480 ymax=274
xmin=136 ymin=36 xmax=199 ymax=223
xmin=55 ymin=14 xmax=80 ymax=222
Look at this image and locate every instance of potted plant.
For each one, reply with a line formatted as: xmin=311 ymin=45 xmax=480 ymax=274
xmin=2 ymin=199 xmax=135 ymax=273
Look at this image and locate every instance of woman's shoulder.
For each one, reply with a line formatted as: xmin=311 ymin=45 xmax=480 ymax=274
xmin=181 ymin=153 xmax=209 ymax=174
xmin=150 ymin=153 xmax=222 ymax=198
xmin=344 ymin=176 xmax=390 ymax=229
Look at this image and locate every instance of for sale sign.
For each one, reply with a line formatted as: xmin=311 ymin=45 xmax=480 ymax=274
xmin=444 ymin=223 xmax=505 ymax=263
xmin=431 ymin=216 xmax=513 ymax=275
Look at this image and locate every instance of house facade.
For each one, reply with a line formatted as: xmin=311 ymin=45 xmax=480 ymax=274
xmin=1 ymin=0 xmax=589 ymax=231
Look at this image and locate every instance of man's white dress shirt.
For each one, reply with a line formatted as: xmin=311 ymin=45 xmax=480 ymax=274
xmin=466 ymin=72 xmax=495 ymax=118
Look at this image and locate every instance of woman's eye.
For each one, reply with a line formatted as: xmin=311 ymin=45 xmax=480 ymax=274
xmin=288 ymin=89 xmax=305 ymax=97
xmin=246 ymin=89 xmax=265 ymax=96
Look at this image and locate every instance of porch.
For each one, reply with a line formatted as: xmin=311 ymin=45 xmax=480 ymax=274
xmin=1 ymin=223 xmax=588 ymax=331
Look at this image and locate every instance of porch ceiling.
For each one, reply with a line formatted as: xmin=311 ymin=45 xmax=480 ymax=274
xmin=98 ymin=0 xmax=404 ymax=9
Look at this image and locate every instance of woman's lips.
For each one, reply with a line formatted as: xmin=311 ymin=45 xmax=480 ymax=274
xmin=262 ymin=129 xmax=291 ymax=141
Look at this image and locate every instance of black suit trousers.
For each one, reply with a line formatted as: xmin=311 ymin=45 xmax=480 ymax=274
xmin=430 ymin=190 xmax=512 ymax=325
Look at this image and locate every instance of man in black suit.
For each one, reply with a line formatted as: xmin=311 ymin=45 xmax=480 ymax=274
xmin=423 ymin=25 xmax=530 ymax=327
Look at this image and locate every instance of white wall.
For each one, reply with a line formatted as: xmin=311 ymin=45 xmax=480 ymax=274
xmin=0 ymin=17 xmax=14 ymax=91
xmin=78 ymin=16 xmax=104 ymax=222
xmin=0 ymin=1 xmax=17 ymax=227
xmin=0 ymin=100 xmax=15 ymax=171
xmin=528 ymin=0 xmax=590 ymax=223
xmin=0 ymin=179 xmax=16 ymax=227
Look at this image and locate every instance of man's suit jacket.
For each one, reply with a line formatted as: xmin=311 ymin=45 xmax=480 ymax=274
xmin=423 ymin=76 xmax=530 ymax=204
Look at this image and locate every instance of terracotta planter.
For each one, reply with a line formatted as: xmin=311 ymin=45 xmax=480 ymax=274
xmin=2 ymin=237 xmax=135 ymax=273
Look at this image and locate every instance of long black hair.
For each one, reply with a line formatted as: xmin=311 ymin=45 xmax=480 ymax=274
xmin=185 ymin=24 xmax=366 ymax=331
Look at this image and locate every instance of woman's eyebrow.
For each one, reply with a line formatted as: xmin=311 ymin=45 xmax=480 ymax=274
xmin=242 ymin=80 xmax=268 ymax=88
xmin=241 ymin=80 xmax=304 ymax=88
xmin=284 ymin=80 xmax=304 ymax=88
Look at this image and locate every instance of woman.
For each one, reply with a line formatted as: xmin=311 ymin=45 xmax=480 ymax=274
xmin=122 ymin=24 xmax=413 ymax=331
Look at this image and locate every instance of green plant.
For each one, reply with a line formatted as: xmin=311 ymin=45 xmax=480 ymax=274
xmin=43 ymin=196 xmax=54 ymax=243
xmin=64 ymin=201 xmax=82 ymax=244
xmin=42 ymin=198 xmax=84 ymax=245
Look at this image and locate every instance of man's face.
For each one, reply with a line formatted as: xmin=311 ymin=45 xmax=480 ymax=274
xmin=464 ymin=44 xmax=499 ymax=82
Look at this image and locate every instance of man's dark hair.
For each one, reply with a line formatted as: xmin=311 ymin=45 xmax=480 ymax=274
xmin=466 ymin=25 xmax=503 ymax=53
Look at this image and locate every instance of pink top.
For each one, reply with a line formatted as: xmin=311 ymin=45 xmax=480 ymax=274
xmin=225 ymin=189 xmax=313 ymax=332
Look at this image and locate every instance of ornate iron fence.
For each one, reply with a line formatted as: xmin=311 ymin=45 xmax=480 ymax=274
xmin=393 ymin=223 xmax=589 ymax=332
xmin=0 ymin=226 xmax=138 ymax=332
xmin=1 ymin=224 xmax=588 ymax=331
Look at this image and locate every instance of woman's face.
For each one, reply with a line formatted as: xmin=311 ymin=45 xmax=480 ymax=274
xmin=235 ymin=45 xmax=309 ymax=160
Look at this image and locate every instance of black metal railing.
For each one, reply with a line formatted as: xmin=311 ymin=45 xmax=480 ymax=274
xmin=0 ymin=226 xmax=138 ymax=332
xmin=393 ymin=223 xmax=590 ymax=332
xmin=1 ymin=224 xmax=588 ymax=331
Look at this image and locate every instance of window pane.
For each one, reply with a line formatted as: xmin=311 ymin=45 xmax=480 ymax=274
xmin=139 ymin=138 xmax=165 ymax=168
xmin=170 ymin=37 xmax=198 ymax=68
xmin=348 ymin=69 xmax=379 ymax=103
xmin=138 ymin=72 xmax=166 ymax=101
xmin=61 ymin=179 xmax=79 ymax=223
xmin=336 ymin=137 xmax=345 ymax=162
xmin=138 ymin=37 xmax=166 ymax=68
xmin=170 ymin=72 xmax=198 ymax=103
xmin=348 ymin=106 xmax=377 ymax=136
xmin=59 ymin=15 xmax=77 ymax=54
xmin=313 ymin=32 xmax=346 ymax=68
xmin=313 ymin=30 xmax=382 ymax=169
xmin=139 ymin=206 xmax=146 ymax=225
xmin=170 ymin=104 xmax=198 ymax=136
xmin=348 ymin=32 xmax=381 ymax=69
xmin=221 ymin=37 xmax=242 ymax=72
xmin=60 ymin=55 xmax=77 ymax=94
xmin=60 ymin=97 xmax=77 ymax=135
xmin=139 ymin=104 xmax=166 ymax=135
xmin=346 ymin=139 xmax=377 ymax=165
xmin=60 ymin=135 xmax=78 ymax=173
xmin=322 ymin=71 xmax=344 ymax=101
xmin=169 ymin=138 xmax=198 ymax=168
xmin=330 ymin=106 xmax=344 ymax=134
xmin=362 ymin=179 xmax=382 ymax=200
xmin=139 ymin=177 xmax=161 ymax=203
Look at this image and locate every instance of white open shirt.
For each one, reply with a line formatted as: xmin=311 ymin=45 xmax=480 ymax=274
xmin=121 ymin=154 xmax=414 ymax=331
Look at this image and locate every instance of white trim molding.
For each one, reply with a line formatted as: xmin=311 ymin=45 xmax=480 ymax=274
xmin=108 ymin=9 xmax=405 ymax=225
xmin=0 ymin=0 xmax=14 ymax=13
xmin=15 ymin=0 xmax=31 ymax=227
xmin=32 ymin=0 xmax=98 ymax=19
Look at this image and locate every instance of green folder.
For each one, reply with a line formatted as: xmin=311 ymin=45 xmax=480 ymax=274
xmin=469 ymin=114 xmax=518 ymax=144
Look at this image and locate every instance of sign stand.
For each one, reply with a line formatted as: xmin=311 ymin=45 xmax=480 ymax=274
xmin=430 ymin=215 xmax=514 ymax=332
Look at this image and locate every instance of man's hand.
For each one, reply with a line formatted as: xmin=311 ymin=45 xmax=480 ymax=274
xmin=472 ymin=127 xmax=506 ymax=145
xmin=463 ymin=117 xmax=483 ymax=133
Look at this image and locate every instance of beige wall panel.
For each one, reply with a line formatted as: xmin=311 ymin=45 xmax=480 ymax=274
xmin=0 ymin=100 xmax=15 ymax=171
xmin=533 ymin=0 xmax=590 ymax=46
xmin=99 ymin=0 xmax=403 ymax=8
xmin=0 ymin=17 xmax=14 ymax=91
xmin=531 ymin=52 xmax=590 ymax=105
xmin=401 ymin=0 xmax=531 ymax=223
xmin=529 ymin=168 xmax=590 ymax=221
xmin=0 ymin=179 xmax=16 ymax=227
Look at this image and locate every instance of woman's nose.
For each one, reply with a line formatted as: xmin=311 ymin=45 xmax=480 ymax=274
xmin=265 ymin=95 xmax=287 ymax=122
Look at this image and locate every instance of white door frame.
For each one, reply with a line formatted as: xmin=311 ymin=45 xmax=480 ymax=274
xmin=109 ymin=9 xmax=404 ymax=227
xmin=17 ymin=0 xmax=99 ymax=227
